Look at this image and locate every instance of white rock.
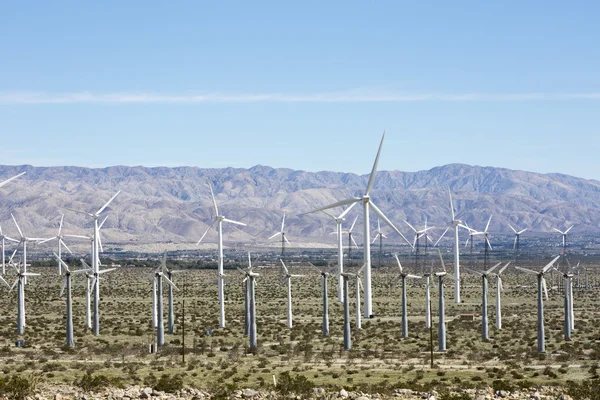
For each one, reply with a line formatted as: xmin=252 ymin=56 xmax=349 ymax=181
xmin=340 ymin=389 xmax=349 ymax=398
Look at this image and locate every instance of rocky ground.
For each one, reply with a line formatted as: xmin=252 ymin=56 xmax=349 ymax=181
xmin=16 ymin=384 xmax=579 ymax=400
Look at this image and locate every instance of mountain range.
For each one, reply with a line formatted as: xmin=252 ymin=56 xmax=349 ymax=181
xmin=0 ymin=163 xmax=598 ymax=253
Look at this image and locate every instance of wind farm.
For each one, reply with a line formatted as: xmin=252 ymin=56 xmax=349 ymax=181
xmin=3 ymin=2 xmax=600 ymax=397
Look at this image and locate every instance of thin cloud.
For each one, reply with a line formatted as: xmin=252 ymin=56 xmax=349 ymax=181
xmin=1 ymin=90 xmax=600 ymax=104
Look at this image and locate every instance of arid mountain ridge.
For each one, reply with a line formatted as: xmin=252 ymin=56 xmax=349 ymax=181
xmin=0 ymin=163 xmax=598 ymax=251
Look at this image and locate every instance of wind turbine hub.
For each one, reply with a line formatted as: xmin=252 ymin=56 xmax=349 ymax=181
xmin=362 ymin=195 xmax=370 ymax=202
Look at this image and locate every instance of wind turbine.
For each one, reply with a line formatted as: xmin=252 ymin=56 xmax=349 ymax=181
xmin=268 ymin=213 xmax=290 ymax=257
xmin=40 ymin=214 xmax=73 ymax=275
xmin=310 ymin=263 xmax=336 ymax=337
xmin=493 ymin=262 xmax=511 ymax=330
xmin=404 ymin=219 xmax=434 ymax=273
xmin=508 ymin=224 xmax=527 ymax=265
xmin=65 ymin=190 xmax=120 ymax=335
xmin=465 ymin=261 xmax=502 ymax=340
xmin=435 ymin=249 xmax=449 ymax=351
xmin=515 ymin=255 xmax=560 ymax=353
xmin=151 ymin=251 xmax=177 ymax=346
xmin=196 ymin=183 xmax=246 ymax=329
xmin=372 ymin=219 xmax=388 ymax=267
xmin=322 ymin=202 xmax=358 ymax=303
xmin=554 ymin=267 xmax=574 ymax=340
xmin=280 ymin=259 xmax=305 ymax=328
xmin=0 ymin=225 xmax=18 ymax=275
xmin=343 ymin=215 xmax=360 ymax=259
xmin=10 ymin=213 xmax=49 ymax=284
xmin=393 ymin=254 xmax=421 ymax=338
xmin=470 ymin=215 xmax=493 ymax=269
xmin=299 ymin=132 xmax=412 ymax=318
xmin=7 ymin=250 xmax=40 ymax=335
xmin=340 ymin=263 xmax=365 ymax=350
xmin=237 ymin=253 xmax=259 ymax=350
xmin=553 ymin=225 xmax=574 ymax=251
xmin=54 ymin=253 xmax=89 ymax=348
xmin=435 ymin=189 xmax=470 ymax=303
xmin=79 ymin=259 xmax=94 ymax=329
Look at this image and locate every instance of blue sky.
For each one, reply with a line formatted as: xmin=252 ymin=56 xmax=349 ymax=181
xmin=1 ymin=1 xmax=599 ymax=179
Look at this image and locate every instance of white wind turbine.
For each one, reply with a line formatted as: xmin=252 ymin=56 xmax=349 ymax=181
xmin=268 ymin=213 xmax=290 ymax=256
xmin=342 ymin=215 xmax=360 ymax=258
xmin=404 ymin=218 xmax=435 ymax=273
xmin=310 ymin=263 xmax=336 ymax=337
xmin=54 ymin=254 xmax=89 ymax=348
xmin=299 ymin=132 xmax=412 ymax=318
xmin=435 ymin=189 xmax=470 ymax=303
xmin=162 ymin=259 xmax=189 ymax=335
xmin=340 ymin=263 xmax=365 ymax=350
xmin=435 ymin=249 xmax=449 ymax=351
xmin=515 ymin=255 xmax=560 ymax=353
xmin=465 ymin=261 xmax=502 ymax=340
xmin=392 ymin=254 xmax=421 ymax=338
xmin=493 ymin=261 xmax=511 ymax=330
xmin=65 ymin=190 xmax=120 ymax=335
xmin=79 ymin=259 xmax=94 ymax=329
xmin=553 ymin=225 xmax=574 ymax=251
xmin=372 ymin=219 xmax=388 ymax=267
xmin=6 ymin=249 xmax=40 ymax=335
xmin=10 ymin=213 xmax=49 ymax=284
xmin=237 ymin=252 xmax=259 ymax=350
xmin=508 ymin=224 xmax=527 ymax=253
xmin=40 ymin=214 xmax=73 ymax=275
xmin=554 ymin=266 xmax=574 ymax=340
xmin=196 ymin=183 xmax=246 ymax=329
xmin=321 ymin=202 xmax=358 ymax=303
xmin=0 ymin=225 xmax=18 ymax=275
xmin=151 ymin=251 xmax=177 ymax=347
xmin=279 ymin=259 xmax=306 ymax=328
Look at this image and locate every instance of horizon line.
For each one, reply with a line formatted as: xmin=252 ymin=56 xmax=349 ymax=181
xmin=2 ymin=90 xmax=600 ymax=104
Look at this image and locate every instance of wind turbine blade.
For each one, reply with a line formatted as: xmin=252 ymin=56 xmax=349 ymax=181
xmin=498 ymin=261 xmax=511 ymax=275
xmin=10 ymin=279 xmax=18 ymax=292
xmin=97 ymin=232 xmax=104 ymax=253
xmin=222 ymin=218 xmax=246 ymax=226
xmin=60 ymin=278 xmax=66 ymax=297
xmin=281 ymin=213 xmax=286 ymax=232
xmin=22 ymin=272 xmax=40 ymax=277
xmin=485 ymin=262 xmax=502 ymax=276
xmin=338 ymin=201 xmax=358 ymax=219
xmin=369 ymin=201 xmax=412 ymax=247
xmin=437 ymin=249 xmax=446 ymax=272
xmin=542 ymin=277 xmax=548 ymax=300
xmin=53 ymin=252 xmax=71 ymax=273
xmin=10 ymin=214 xmax=23 ymax=238
xmin=393 ymin=253 xmax=403 ymax=273
xmin=552 ymin=227 xmax=563 ymax=234
xmin=413 ymin=235 xmax=417 ymax=249
xmin=268 ymin=232 xmax=282 ymax=240
xmin=247 ymin=252 xmax=252 ymax=269
xmin=508 ymin=224 xmax=517 ymax=234
xmin=97 ymin=268 xmax=116 ymax=274
xmin=377 ymin=218 xmax=381 ymax=232
xmin=434 ymin=226 xmax=451 ymax=247
xmin=298 ymin=197 xmax=362 ymax=217
xmin=208 ymin=182 xmax=219 ymax=216
xmin=284 ymin=236 xmax=291 ymax=245
xmin=515 ymin=266 xmax=538 ymax=275
xmin=357 ymin=262 xmax=366 ymax=275
xmin=518 ymin=228 xmax=528 ymax=234
xmin=565 ymin=225 xmax=574 ymax=234
xmin=38 ymin=237 xmax=56 ymax=244
xmin=95 ymin=191 xmax=121 ymax=216
xmin=0 ymin=275 xmax=10 ymax=289
xmin=196 ymin=220 xmax=217 ymax=245
xmin=498 ymin=276 xmax=504 ymax=292
xmin=448 ymin=189 xmax=455 ymax=221
xmin=403 ymin=220 xmax=417 ymax=233
xmin=406 ymin=274 xmax=422 ymax=279
xmin=63 ymin=207 xmax=93 ymax=217
xmin=365 ymin=130 xmax=385 ymax=196
xmin=80 ymin=259 xmax=91 ymax=270
xmin=542 ymin=255 xmax=561 ymax=274
xmin=486 ymin=236 xmax=493 ymax=250
xmin=0 ymin=171 xmax=26 ymax=188
xmin=98 ymin=215 xmax=109 ymax=230
xmin=58 ymin=214 xmax=64 ymax=236
xmin=464 ymin=267 xmax=481 ymax=275
xmin=279 ymin=259 xmax=289 ymax=275
xmin=290 ymin=274 xmax=305 ymax=278
xmin=371 ymin=234 xmax=379 ymax=245
xmin=349 ymin=216 xmax=358 ymax=233
xmin=65 ymin=234 xmax=91 ymax=240
xmin=162 ymin=275 xmax=178 ymax=290
xmin=464 ymin=237 xmax=470 ymax=248
xmin=513 ymin=236 xmax=517 ymax=249
xmin=485 ymin=215 xmax=492 ymax=232
xmin=351 ymin=236 xmax=359 ymax=248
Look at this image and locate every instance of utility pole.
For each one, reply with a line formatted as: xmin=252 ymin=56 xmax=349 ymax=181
xmin=181 ymin=280 xmax=186 ymax=365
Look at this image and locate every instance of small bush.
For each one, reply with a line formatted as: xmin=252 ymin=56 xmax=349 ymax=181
xmin=75 ymin=372 xmax=113 ymax=392
xmin=276 ymin=371 xmax=314 ymax=396
xmin=154 ymin=374 xmax=183 ymax=393
xmin=0 ymin=374 xmax=39 ymax=400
